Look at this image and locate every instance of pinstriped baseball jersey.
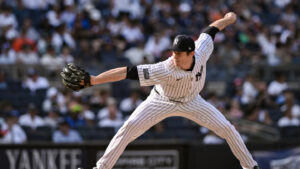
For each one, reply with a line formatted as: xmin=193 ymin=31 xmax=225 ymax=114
xmin=137 ymin=33 xmax=214 ymax=102
xmin=95 ymin=32 xmax=258 ymax=169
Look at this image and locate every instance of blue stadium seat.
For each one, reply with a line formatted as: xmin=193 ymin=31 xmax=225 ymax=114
xmin=152 ymin=130 xmax=177 ymax=139
xmin=268 ymin=109 xmax=282 ymax=122
xmin=76 ymin=126 xmax=115 ymax=140
xmin=36 ymin=126 xmax=54 ymax=132
xmin=21 ymin=125 xmax=32 ymax=133
xmin=96 ymin=127 xmax=115 ymax=139
xmin=20 ymin=125 xmax=51 ymax=142
xmin=28 ymin=130 xmax=52 ymax=142
xmin=175 ymin=129 xmax=200 ymax=140
xmin=163 ymin=117 xmax=193 ymax=129
xmin=35 ymin=89 xmax=47 ymax=98
xmin=7 ymin=81 xmax=22 ymax=91
xmin=280 ymin=126 xmax=300 ymax=139
xmin=87 ymin=130 xmax=109 ymax=140
xmin=137 ymin=131 xmax=152 ymax=140
xmin=0 ymin=89 xmax=10 ymax=100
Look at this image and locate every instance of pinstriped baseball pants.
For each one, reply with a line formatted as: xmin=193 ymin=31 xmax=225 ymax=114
xmin=96 ymin=91 xmax=257 ymax=169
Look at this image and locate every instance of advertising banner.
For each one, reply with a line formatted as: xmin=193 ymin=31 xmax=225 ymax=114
xmin=97 ymin=150 xmax=179 ymax=169
xmin=253 ymin=147 xmax=300 ymax=169
xmin=0 ymin=148 xmax=83 ymax=169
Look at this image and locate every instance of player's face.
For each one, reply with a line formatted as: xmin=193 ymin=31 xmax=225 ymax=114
xmin=172 ymin=51 xmax=193 ymax=69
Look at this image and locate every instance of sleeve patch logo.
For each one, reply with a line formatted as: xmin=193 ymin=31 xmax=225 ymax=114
xmin=143 ymin=69 xmax=150 ymax=79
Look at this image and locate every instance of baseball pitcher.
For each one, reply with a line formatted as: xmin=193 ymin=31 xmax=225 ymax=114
xmin=61 ymin=12 xmax=260 ymax=169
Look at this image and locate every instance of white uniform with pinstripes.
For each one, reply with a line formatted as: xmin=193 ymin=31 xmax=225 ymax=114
xmin=96 ymin=33 xmax=258 ymax=169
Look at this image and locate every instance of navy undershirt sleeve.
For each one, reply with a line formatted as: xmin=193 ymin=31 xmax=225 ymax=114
xmin=126 ymin=66 xmax=139 ymax=80
xmin=203 ymin=26 xmax=220 ymax=40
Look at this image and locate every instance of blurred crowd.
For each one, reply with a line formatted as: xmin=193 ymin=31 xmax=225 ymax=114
xmin=1 ymin=0 xmax=300 ymax=67
xmin=0 ymin=0 xmax=300 ymax=144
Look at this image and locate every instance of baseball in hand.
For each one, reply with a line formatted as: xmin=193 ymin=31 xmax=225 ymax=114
xmin=224 ymin=12 xmax=237 ymax=24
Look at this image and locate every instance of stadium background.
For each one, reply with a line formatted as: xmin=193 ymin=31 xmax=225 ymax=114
xmin=0 ymin=0 xmax=300 ymax=169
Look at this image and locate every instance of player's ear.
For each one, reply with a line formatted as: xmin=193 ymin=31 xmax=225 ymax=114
xmin=189 ymin=51 xmax=195 ymax=57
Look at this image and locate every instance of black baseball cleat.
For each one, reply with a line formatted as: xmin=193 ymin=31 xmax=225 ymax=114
xmin=253 ymin=166 xmax=261 ymax=169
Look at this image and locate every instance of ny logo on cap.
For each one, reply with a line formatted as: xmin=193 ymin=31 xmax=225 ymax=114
xmin=174 ymin=38 xmax=179 ymax=45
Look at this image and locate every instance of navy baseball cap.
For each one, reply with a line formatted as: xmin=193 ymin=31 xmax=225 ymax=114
xmin=172 ymin=35 xmax=195 ymax=52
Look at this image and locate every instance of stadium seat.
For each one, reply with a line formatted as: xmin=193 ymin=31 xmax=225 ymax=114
xmin=21 ymin=125 xmax=33 ymax=133
xmin=164 ymin=117 xmax=193 ymax=129
xmin=87 ymin=130 xmax=109 ymax=140
xmin=21 ymin=125 xmax=52 ymax=142
xmin=74 ymin=126 xmax=95 ymax=140
xmin=35 ymin=89 xmax=47 ymax=98
xmin=152 ymin=130 xmax=177 ymax=139
xmin=36 ymin=126 xmax=54 ymax=132
xmin=280 ymin=126 xmax=300 ymax=139
xmin=96 ymin=127 xmax=115 ymax=139
xmin=137 ymin=131 xmax=152 ymax=140
xmin=27 ymin=130 xmax=52 ymax=142
xmin=175 ymin=129 xmax=200 ymax=140
xmin=7 ymin=81 xmax=22 ymax=91
xmin=77 ymin=126 xmax=115 ymax=140
xmin=268 ymin=109 xmax=282 ymax=122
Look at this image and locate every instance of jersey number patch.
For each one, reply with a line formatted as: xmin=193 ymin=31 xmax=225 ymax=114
xmin=195 ymin=66 xmax=203 ymax=81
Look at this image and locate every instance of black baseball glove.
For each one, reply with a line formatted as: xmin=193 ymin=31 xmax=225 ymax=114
xmin=60 ymin=63 xmax=92 ymax=91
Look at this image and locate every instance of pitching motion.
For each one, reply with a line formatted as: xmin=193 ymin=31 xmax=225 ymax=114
xmin=61 ymin=12 xmax=260 ymax=169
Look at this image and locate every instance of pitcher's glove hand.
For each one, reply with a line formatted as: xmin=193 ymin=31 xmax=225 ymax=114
xmin=60 ymin=63 xmax=92 ymax=91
